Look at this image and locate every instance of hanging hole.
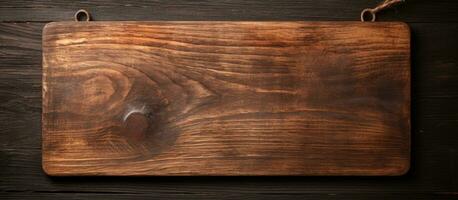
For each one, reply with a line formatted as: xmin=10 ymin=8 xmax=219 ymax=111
xmin=74 ymin=9 xmax=91 ymax=22
xmin=360 ymin=9 xmax=376 ymax=22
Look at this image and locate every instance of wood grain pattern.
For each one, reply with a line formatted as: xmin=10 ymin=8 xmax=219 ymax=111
xmin=2 ymin=0 xmax=458 ymax=196
xmin=42 ymin=21 xmax=410 ymax=176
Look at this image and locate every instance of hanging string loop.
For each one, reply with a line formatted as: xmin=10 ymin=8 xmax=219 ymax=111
xmin=361 ymin=0 xmax=405 ymax=22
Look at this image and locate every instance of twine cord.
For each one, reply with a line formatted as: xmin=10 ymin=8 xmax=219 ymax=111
xmin=361 ymin=0 xmax=405 ymax=22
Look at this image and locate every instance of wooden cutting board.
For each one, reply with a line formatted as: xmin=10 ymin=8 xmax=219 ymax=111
xmin=42 ymin=21 xmax=410 ymax=176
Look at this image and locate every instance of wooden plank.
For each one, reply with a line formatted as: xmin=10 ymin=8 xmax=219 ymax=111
xmin=1 ymin=0 xmax=457 ymax=23
xmin=42 ymin=21 xmax=410 ymax=176
xmin=1 ymin=22 xmax=457 ymax=195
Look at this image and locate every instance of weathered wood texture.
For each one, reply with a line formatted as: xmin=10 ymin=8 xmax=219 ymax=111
xmin=1 ymin=21 xmax=457 ymax=200
xmin=42 ymin=22 xmax=410 ymax=176
xmin=1 ymin=0 xmax=458 ymax=198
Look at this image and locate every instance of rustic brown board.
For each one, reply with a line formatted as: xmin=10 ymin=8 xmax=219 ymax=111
xmin=42 ymin=21 xmax=410 ymax=176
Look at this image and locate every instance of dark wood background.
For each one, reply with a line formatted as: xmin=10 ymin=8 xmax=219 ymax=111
xmin=0 ymin=0 xmax=457 ymax=199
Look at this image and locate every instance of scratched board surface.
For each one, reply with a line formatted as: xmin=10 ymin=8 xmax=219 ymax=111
xmin=42 ymin=21 xmax=410 ymax=176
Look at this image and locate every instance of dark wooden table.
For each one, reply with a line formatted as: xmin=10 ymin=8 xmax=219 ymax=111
xmin=1 ymin=0 xmax=457 ymax=199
